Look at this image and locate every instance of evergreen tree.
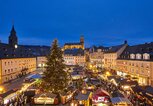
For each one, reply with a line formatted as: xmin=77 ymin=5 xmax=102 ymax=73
xmin=42 ymin=39 xmax=68 ymax=94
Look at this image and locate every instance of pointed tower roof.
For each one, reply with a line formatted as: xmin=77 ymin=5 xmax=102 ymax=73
xmin=9 ymin=25 xmax=17 ymax=37
xmin=11 ymin=25 xmax=16 ymax=34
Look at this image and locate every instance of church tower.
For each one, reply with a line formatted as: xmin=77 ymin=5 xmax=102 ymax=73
xmin=9 ymin=25 xmax=18 ymax=47
xmin=80 ymin=36 xmax=84 ymax=49
xmin=80 ymin=36 xmax=84 ymax=44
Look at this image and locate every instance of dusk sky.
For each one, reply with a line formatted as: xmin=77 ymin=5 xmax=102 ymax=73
xmin=0 ymin=0 xmax=153 ymax=47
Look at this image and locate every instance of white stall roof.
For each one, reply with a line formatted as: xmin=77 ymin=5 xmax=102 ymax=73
xmin=111 ymin=97 xmax=132 ymax=105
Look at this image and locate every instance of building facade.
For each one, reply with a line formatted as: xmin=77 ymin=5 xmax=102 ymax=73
xmin=0 ymin=25 xmax=50 ymax=84
xmin=104 ymin=41 xmax=128 ymax=70
xmin=36 ymin=56 xmax=47 ymax=68
xmin=64 ymin=49 xmax=85 ymax=66
xmin=0 ymin=58 xmax=36 ymax=84
xmin=64 ymin=36 xmax=84 ymax=50
xmin=89 ymin=46 xmax=109 ymax=68
xmin=117 ymin=42 xmax=153 ymax=86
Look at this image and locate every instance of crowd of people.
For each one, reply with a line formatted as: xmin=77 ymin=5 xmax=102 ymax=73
xmin=0 ymin=92 xmax=30 ymax=106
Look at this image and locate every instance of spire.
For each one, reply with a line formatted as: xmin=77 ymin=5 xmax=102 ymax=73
xmin=11 ymin=25 xmax=16 ymax=35
xmin=8 ymin=24 xmax=18 ymax=47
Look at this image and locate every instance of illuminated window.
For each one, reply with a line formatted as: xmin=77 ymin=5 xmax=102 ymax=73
xmin=136 ymin=53 xmax=142 ymax=59
xmin=143 ymin=53 xmax=150 ymax=60
xmin=130 ymin=54 xmax=135 ymax=59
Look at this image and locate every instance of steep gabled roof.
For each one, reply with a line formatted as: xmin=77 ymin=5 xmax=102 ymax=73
xmin=64 ymin=48 xmax=84 ymax=56
xmin=105 ymin=44 xmax=125 ymax=53
xmin=64 ymin=42 xmax=82 ymax=45
xmin=118 ymin=42 xmax=153 ymax=61
xmin=0 ymin=43 xmax=50 ymax=59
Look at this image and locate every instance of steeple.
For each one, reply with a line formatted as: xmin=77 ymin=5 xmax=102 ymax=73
xmin=9 ymin=25 xmax=18 ymax=47
xmin=80 ymin=35 xmax=84 ymax=49
xmin=80 ymin=35 xmax=84 ymax=44
xmin=11 ymin=25 xmax=16 ymax=34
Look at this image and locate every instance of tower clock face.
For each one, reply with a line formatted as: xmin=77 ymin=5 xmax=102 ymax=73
xmin=15 ymin=44 xmax=18 ymax=48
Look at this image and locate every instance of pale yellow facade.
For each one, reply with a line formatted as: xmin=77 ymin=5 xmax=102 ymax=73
xmin=64 ymin=44 xmax=84 ymax=50
xmin=117 ymin=59 xmax=153 ymax=86
xmin=64 ymin=37 xmax=84 ymax=50
xmin=89 ymin=49 xmax=104 ymax=67
xmin=0 ymin=58 xmax=36 ymax=84
xmin=37 ymin=56 xmax=47 ymax=68
xmin=104 ymin=44 xmax=127 ymax=70
xmin=64 ymin=55 xmax=85 ymax=66
xmin=104 ymin=53 xmax=117 ymax=70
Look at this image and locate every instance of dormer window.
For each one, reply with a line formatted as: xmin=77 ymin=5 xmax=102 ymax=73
xmin=130 ymin=54 xmax=135 ymax=59
xmin=143 ymin=53 xmax=150 ymax=60
xmin=136 ymin=53 xmax=142 ymax=59
xmin=97 ymin=49 xmax=102 ymax=52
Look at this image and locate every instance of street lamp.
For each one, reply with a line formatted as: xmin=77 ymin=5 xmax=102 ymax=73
xmin=0 ymin=86 xmax=4 ymax=94
xmin=106 ymin=71 xmax=110 ymax=76
xmin=90 ymin=65 xmax=92 ymax=68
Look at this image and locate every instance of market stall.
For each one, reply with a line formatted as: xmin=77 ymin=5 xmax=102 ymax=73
xmin=60 ymin=86 xmax=77 ymax=104
xmin=111 ymin=91 xmax=133 ymax=106
xmin=111 ymin=97 xmax=133 ymax=106
xmin=92 ymin=88 xmax=111 ymax=106
xmin=75 ymin=90 xmax=92 ymax=106
xmin=33 ymin=93 xmax=58 ymax=105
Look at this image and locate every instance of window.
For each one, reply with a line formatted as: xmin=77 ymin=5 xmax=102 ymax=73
xmin=143 ymin=53 xmax=150 ymax=60
xmin=132 ymin=63 xmax=134 ymax=66
xmin=130 ymin=54 xmax=135 ymax=59
xmin=8 ymin=69 xmax=10 ymax=73
xmin=146 ymin=64 xmax=149 ymax=68
xmin=141 ymin=63 xmax=143 ymax=67
xmin=136 ymin=70 xmax=138 ymax=73
xmin=136 ymin=53 xmax=142 ymax=59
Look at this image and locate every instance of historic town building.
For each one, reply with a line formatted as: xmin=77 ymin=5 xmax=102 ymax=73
xmin=117 ymin=42 xmax=153 ymax=86
xmin=103 ymin=41 xmax=128 ymax=70
xmin=64 ymin=36 xmax=84 ymax=50
xmin=63 ymin=36 xmax=85 ymax=66
xmin=89 ymin=46 xmax=109 ymax=68
xmin=63 ymin=49 xmax=85 ymax=66
xmin=0 ymin=25 xmax=50 ymax=84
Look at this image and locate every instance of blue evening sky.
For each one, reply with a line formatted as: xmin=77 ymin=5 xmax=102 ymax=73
xmin=0 ymin=0 xmax=153 ymax=47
